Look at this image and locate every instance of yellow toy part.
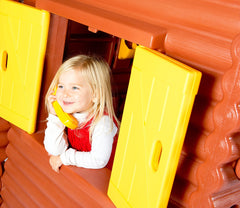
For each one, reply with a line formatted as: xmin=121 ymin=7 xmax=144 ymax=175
xmin=52 ymin=87 xmax=78 ymax=129
xmin=52 ymin=101 xmax=79 ymax=129
xmin=0 ymin=0 xmax=50 ymax=133
xmin=108 ymin=46 xmax=201 ymax=208
xmin=118 ymin=39 xmax=137 ymax=59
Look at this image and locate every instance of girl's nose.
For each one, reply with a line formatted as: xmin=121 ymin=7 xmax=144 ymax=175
xmin=63 ymin=90 xmax=70 ymax=98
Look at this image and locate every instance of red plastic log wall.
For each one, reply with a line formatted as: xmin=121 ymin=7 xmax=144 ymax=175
xmin=0 ymin=0 xmax=240 ymax=207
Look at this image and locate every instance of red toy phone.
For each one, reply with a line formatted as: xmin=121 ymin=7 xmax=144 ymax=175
xmin=52 ymin=87 xmax=78 ymax=129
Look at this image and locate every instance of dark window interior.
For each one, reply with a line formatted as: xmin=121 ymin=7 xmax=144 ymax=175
xmin=63 ymin=20 xmax=133 ymax=120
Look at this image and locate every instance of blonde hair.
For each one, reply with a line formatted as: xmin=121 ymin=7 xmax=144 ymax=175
xmin=45 ymin=55 xmax=119 ymax=136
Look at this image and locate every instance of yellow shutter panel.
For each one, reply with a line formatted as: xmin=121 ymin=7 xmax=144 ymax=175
xmin=108 ymin=46 xmax=201 ymax=208
xmin=0 ymin=0 xmax=49 ymax=133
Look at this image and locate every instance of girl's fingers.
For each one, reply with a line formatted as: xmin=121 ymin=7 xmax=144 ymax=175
xmin=49 ymin=155 xmax=62 ymax=173
xmin=47 ymin=95 xmax=57 ymax=115
xmin=48 ymin=95 xmax=56 ymax=103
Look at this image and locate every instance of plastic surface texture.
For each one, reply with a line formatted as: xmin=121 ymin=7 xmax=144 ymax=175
xmin=108 ymin=46 xmax=201 ymax=208
xmin=1 ymin=126 xmax=115 ymax=207
xmin=0 ymin=0 xmax=49 ymax=133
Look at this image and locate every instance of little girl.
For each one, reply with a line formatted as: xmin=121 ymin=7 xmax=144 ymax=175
xmin=44 ymin=55 xmax=119 ymax=172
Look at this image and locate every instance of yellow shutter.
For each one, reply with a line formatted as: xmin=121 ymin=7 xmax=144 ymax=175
xmin=108 ymin=46 xmax=201 ymax=208
xmin=0 ymin=0 xmax=49 ymax=133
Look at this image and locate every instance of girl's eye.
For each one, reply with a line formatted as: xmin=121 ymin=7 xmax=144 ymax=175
xmin=72 ymin=86 xmax=79 ymax=90
xmin=58 ymin=85 xmax=63 ymax=89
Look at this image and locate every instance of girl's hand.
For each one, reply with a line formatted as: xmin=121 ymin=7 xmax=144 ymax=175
xmin=49 ymin=155 xmax=63 ymax=173
xmin=47 ymin=91 xmax=57 ymax=115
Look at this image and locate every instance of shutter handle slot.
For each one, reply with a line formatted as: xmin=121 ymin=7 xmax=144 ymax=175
xmin=0 ymin=51 xmax=8 ymax=71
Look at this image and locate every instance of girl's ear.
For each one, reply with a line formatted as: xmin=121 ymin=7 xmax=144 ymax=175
xmin=92 ymin=90 xmax=99 ymax=103
xmin=92 ymin=97 xmax=98 ymax=103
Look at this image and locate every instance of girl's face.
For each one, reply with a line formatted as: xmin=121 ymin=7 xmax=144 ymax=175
xmin=56 ymin=69 xmax=94 ymax=114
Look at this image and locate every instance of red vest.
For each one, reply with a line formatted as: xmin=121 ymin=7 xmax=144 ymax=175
xmin=67 ymin=116 xmax=118 ymax=170
xmin=67 ymin=119 xmax=92 ymax=152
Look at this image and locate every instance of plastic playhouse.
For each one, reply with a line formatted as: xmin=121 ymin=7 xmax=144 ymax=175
xmin=0 ymin=0 xmax=240 ymax=207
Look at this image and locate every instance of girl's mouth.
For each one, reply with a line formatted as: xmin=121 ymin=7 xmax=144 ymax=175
xmin=63 ymin=101 xmax=74 ymax=105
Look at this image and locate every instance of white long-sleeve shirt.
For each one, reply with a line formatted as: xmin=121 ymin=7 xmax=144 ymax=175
xmin=44 ymin=113 xmax=118 ymax=169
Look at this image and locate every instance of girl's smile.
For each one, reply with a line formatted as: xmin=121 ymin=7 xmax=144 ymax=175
xmin=56 ymin=70 xmax=94 ymax=114
xmin=63 ymin=101 xmax=74 ymax=105
xmin=62 ymin=100 xmax=75 ymax=106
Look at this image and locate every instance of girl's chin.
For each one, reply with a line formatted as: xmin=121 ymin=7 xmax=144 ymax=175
xmin=64 ymin=111 xmax=74 ymax=114
xmin=62 ymin=108 xmax=81 ymax=114
xmin=61 ymin=107 xmax=75 ymax=114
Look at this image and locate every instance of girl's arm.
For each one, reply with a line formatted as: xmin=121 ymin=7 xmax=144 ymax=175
xmin=60 ymin=115 xmax=118 ymax=169
xmin=44 ymin=114 xmax=68 ymax=156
